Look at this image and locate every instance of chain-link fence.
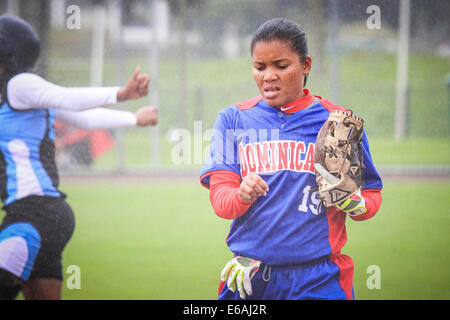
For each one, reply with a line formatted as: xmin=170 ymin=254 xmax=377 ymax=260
xmin=3 ymin=0 xmax=449 ymax=175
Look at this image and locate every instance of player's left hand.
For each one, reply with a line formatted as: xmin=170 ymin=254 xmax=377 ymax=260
xmin=335 ymin=189 xmax=367 ymax=216
xmin=220 ymin=256 xmax=261 ymax=299
xmin=117 ymin=66 xmax=150 ymax=101
xmin=135 ymin=106 xmax=158 ymax=126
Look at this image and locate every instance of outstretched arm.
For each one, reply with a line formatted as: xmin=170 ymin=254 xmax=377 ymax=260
xmin=7 ymin=67 xmax=150 ymax=111
xmin=54 ymin=106 xmax=158 ymax=130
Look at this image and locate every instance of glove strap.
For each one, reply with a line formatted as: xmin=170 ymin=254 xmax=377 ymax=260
xmin=335 ymin=191 xmax=367 ymax=216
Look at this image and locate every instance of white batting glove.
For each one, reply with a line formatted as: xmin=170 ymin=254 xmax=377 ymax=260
xmin=335 ymin=189 xmax=367 ymax=216
xmin=220 ymin=256 xmax=261 ymax=299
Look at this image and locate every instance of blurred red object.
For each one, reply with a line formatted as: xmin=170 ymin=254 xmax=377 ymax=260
xmin=54 ymin=121 xmax=114 ymax=165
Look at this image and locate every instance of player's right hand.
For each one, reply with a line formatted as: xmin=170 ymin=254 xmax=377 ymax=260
xmin=220 ymin=256 xmax=261 ymax=299
xmin=135 ymin=106 xmax=158 ymax=127
xmin=238 ymin=172 xmax=269 ymax=204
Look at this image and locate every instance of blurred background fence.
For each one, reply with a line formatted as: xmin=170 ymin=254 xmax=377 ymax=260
xmin=2 ymin=0 xmax=449 ymax=177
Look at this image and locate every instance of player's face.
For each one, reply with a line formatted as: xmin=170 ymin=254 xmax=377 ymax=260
xmin=252 ymin=40 xmax=311 ymax=107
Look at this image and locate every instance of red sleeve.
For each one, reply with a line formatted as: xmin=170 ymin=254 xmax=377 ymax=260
xmin=349 ymin=189 xmax=382 ymax=221
xmin=209 ymin=171 xmax=253 ymax=220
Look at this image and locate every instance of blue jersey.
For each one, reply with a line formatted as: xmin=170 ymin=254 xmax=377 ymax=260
xmin=0 ymin=99 xmax=61 ymax=206
xmin=200 ymin=92 xmax=383 ymax=266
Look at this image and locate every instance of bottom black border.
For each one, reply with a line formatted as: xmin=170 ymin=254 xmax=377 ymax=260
xmin=1 ymin=299 xmax=446 ymax=318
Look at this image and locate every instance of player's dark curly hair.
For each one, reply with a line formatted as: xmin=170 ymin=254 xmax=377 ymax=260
xmin=250 ymin=18 xmax=309 ymax=86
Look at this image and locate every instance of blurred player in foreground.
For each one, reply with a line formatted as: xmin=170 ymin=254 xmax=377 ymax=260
xmin=200 ymin=18 xmax=383 ymax=300
xmin=0 ymin=15 xmax=158 ymax=300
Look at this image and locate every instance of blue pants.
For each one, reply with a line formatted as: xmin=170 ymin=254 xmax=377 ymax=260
xmin=219 ymin=255 xmax=355 ymax=300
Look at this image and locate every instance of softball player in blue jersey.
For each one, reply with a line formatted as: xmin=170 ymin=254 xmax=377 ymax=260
xmin=200 ymin=18 xmax=383 ymax=300
xmin=0 ymin=15 xmax=158 ymax=299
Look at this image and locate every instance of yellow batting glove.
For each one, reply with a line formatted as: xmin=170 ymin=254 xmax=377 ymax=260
xmin=335 ymin=189 xmax=367 ymax=216
xmin=220 ymin=256 xmax=261 ymax=299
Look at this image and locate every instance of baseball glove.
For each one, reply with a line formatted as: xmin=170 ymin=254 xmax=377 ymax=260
xmin=313 ymin=110 xmax=365 ymax=208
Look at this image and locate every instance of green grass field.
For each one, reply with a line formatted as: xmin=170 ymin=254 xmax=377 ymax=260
xmin=6 ymin=179 xmax=441 ymax=300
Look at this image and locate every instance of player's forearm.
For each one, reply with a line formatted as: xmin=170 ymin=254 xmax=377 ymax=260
xmin=348 ymin=189 xmax=382 ymax=221
xmin=209 ymin=172 xmax=252 ymax=220
xmin=210 ymin=186 xmax=250 ymax=220
xmin=54 ymin=108 xmax=136 ymax=130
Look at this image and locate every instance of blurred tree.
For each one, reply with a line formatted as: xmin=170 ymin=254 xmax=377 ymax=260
xmin=338 ymin=0 xmax=449 ymax=43
xmin=19 ymin=0 xmax=50 ymax=78
xmin=166 ymin=0 xmax=206 ymax=129
xmin=190 ymin=0 xmax=281 ymax=57
xmin=166 ymin=0 xmax=206 ymax=14
xmin=306 ymin=0 xmax=326 ymax=78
